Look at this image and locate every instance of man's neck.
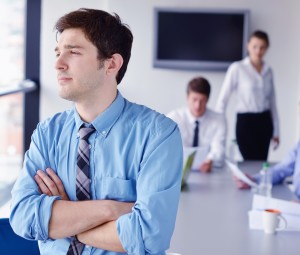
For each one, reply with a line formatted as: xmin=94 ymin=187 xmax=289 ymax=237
xmin=76 ymin=89 xmax=117 ymax=123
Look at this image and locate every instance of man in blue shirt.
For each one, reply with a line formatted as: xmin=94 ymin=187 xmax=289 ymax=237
xmin=234 ymin=141 xmax=300 ymax=200
xmin=10 ymin=8 xmax=183 ymax=255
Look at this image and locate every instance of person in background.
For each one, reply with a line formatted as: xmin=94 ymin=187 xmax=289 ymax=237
xmin=234 ymin=140 xmax=300 ymax=200
xmin=10 ymin=8 xmax=183 ymax=254
xmin=167 ymin=76 xmax=226 ymax=173
xmin=215 ymin=30 xmax=280 ymax=161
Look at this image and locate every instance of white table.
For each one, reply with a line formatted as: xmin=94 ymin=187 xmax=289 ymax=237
xmin=168 ymin=161 xmax=300 ymax=255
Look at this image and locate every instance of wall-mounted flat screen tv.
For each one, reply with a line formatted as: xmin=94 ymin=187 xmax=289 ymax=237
xmin=153 ymin=8 xmax=250 ymax=71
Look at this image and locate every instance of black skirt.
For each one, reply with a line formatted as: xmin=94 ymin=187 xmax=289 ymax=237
xmin=236 ymin=110 xmax=273 ymax=161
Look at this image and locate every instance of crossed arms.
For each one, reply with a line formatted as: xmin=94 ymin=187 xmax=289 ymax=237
xmin=10 ymin=119 xmax=183 ymax=254
xmin=34 ymin=168 xmax=133 ymax=252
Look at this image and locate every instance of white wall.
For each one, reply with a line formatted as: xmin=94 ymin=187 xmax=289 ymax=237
xmin=41 ymin=0 xmax=300 ymax=161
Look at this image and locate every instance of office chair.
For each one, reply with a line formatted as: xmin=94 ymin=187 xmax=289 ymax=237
xmin=0 ymin=218 xmax=40 ymax=255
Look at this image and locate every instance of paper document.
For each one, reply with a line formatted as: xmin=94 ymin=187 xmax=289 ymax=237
xmin=225 ymin=160 xmax=258 ymax=187
xmin=183 ymin=146 xmax=209 ymax=170
xmin=249 ymin=195 xmax=300 ymax=231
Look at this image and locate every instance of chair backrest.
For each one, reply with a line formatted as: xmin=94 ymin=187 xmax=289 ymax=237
xmin=0 ymin=218 xmax=40 ymax=255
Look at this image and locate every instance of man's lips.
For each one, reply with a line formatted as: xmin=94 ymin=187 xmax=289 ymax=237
xmin=57 ymin=76 xmax=72 ymax=83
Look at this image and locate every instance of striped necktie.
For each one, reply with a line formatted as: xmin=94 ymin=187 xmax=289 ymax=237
xmin=67 ymin=126 xmax=95 ymax=255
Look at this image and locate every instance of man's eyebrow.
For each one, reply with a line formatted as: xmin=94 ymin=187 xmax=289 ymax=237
xmin=54 ymin=45 xmax=83 ymax=52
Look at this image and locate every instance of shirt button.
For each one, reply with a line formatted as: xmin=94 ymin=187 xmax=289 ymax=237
xmin=102 ymin=131 xmax=106 ymax=135
xmin=89 ymin=144 xmax=92 ymax=149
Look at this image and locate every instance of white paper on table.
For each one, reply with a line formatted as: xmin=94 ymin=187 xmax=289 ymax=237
xmin=248 ymin=195 xmax=300 ymax=231
xmin=252 ymin=194 xmax=300 ymax=215
xmin=183 ymin=146 xmax=209 ymax=170
xmin=225 ymin=160 xmax=258 ymax=187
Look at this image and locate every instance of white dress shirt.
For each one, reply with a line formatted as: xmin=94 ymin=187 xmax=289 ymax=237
xmin=215 ymin=57 xmax=279 ymax=137
xmin=167 ymin=107 xmax=226 ymax=167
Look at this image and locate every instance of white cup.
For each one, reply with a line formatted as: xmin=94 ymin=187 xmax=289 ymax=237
xmin=262 ymin=209 xmax=287 ymax=234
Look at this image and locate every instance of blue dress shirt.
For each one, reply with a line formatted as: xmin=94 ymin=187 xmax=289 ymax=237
xmin=254 ymin=141 xmax=300 ymax=199
xmin=10 ymin=92 xmax=183 ymax=255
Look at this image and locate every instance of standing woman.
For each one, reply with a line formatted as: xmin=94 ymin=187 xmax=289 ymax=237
xmin=215 ymin=30 xmax=279 ymax=160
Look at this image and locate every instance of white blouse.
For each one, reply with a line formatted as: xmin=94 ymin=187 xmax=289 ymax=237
xmin=215 ymin=57 xmax=279 ymax=137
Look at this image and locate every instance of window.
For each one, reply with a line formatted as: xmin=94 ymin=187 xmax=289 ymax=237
xmin=0 ymin=0 xmax=25 ymax=185
xmin=0 ymin=0 xmax=40 ymax=215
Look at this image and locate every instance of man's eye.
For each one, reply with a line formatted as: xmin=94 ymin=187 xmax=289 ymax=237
xmin=71 ymin=51 xmax=80 ymax=55
xmin=55 ymin=53 xmax=60 ymax=57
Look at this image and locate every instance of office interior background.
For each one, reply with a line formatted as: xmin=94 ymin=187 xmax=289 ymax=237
xmin=1 ymin=0 xmax=300 ymax=182
xmin=41 ymin=0 xmax=300 ymax=163
xmin=1 ymin=1 xmax=300 ymax=253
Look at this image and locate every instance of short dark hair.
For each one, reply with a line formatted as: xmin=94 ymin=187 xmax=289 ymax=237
xmin=249 ymin=30 xmax=270 ymax=47
xmin=186 ymin=76 xmax=211 ymax=98
xmin=55 ymin=8 xmax=133 ymax=84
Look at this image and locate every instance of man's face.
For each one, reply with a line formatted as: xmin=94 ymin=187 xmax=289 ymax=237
xmin=54 ymin=28 xmax=105 ymax=103
xmin=187 ymin=91 xmax=208 ymax=118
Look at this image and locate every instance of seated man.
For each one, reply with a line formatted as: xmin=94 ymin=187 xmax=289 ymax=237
xmin=234 ymin=141 xmax=300 ymax=200
xmin=167 ymin=76 xmax=227 ymax=173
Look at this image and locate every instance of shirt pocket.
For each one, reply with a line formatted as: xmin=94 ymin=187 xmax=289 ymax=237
xmin=99 ymin=176 xmax=137 ymax=202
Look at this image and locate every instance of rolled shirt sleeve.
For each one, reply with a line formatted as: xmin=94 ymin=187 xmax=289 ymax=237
xmin=116 ymin=120 xmax=183 ymax=254
xmin=10 ymin=124 xmax=60 ymax=241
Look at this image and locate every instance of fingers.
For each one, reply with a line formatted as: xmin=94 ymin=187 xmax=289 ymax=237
xmin=34 ymin=174 xmax=53 ymax=196
xmin=46 ymin=168 xmax=66 ymax=196
xmin=34 ymin=168 xmax=69 ymax=200
xmin=35 ymin=169 xmax=59 ymax=196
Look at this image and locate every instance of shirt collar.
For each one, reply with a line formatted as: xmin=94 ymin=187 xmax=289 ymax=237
xmin=185 ymin=107 xmax=206 ymax=124
xmin=74 ymin=91 xmax=125 ymax=137
xmin=243 ymin=56 xmax=270 ymax=75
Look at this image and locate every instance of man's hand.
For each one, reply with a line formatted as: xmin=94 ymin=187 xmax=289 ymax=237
xmin=199 ymin=160 xmax=212 ymax=173
xmin=34 ymin=168 xmax=69 ymax=200
xmin=232 ymin=173 xmax=255 ymax=189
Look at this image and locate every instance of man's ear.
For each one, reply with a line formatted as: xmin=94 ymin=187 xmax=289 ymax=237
xmin=106 ymin=53 xmax=123 ymax=76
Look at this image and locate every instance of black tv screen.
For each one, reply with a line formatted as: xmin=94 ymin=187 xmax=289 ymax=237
xmin=153 ymin=8 xmax=250 ymax=71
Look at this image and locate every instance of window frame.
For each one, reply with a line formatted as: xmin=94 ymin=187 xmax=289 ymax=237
xmin=23 ymin=0 xmax=41 ymax=153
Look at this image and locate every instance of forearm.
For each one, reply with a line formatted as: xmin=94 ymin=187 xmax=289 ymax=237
xmin=49 ymin=200 xmax=132 ymax=239
xmin=78 ymin=221 xmax=125 ymax=252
